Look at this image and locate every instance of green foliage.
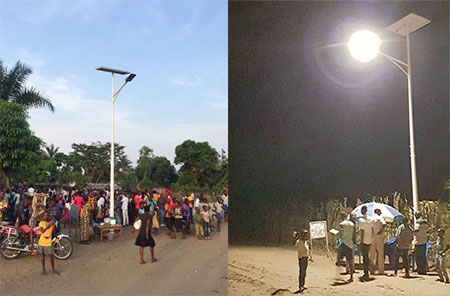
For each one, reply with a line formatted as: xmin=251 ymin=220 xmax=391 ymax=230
xmin=0 ymin=60 xmax=54 ymax=112
xmin=11 ymin=150 xmax=59 ymax=184
xmin=174 ymin=140 xmax=227 ymax=192
xmin=0 ymin=100 xmax=42 ymax=188
xmin=66 ymin=141 xmax=132 ymax=184
xmin=139 ymin=176 xmax=153 ymax=189
xmin=135 ymin=146 xmax=178 ymax=189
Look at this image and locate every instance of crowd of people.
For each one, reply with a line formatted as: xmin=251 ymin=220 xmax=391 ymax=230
xmin=0 ymin=183 xmax=229 ymax=266
xmin=294 ymin=205 xmax=449 ymax=294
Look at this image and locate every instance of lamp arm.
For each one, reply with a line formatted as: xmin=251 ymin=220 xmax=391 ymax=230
xmin=379 ymin=52 xmax=409 ymax=77
xmin=113 ymin=81 xmax=129 ymax=103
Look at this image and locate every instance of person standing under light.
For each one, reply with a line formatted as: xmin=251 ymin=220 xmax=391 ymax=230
xmin=369 ymin=209 xmax=386 ymax=275
xmin=358 ymin=205 xmax=374 ymax=282
xmin=413 ymin=211 xmax=429 ymax=275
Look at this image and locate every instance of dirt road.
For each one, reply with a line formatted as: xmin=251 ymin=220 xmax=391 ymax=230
xmin=0 ymin=224 xmax=228 ymax=295
xmin=229 ymin=246 xmax=449 ymax=296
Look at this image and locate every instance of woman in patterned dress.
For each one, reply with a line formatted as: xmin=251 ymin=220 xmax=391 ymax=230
xmin=79 ymin=195 xmax=93 ymax=244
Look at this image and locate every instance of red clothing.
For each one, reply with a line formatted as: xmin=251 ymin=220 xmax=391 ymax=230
xmin=74 ymin=196 xmax=83 ymax=209
xmin=134 ymin=195 xmax=141 ymax=209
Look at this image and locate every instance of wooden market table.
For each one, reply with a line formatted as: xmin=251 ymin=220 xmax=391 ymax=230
xmin=95 ymin=225 xmax=123 ymax=242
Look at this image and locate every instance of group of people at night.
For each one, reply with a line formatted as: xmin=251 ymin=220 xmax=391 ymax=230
xmin=0 ymin=183 xmax=229 ymax=270
xmin=294 ymin=204 xmax=449 ymax=294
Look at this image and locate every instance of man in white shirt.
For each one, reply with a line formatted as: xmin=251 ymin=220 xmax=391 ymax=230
xmin=222 ymin=190 xmax=228 ymax=222
xmin=294 ymin=230 xmax=312 ymax=294
xmin=369 ymin=209 xmax=386 ymax=275
xmin=358 ymin=205 xmax=374 ymax=281
xmin=98 ymin=195 xmax=105 ymax=211
xmin=414 ymin=211 xmax=429 ymax=275
xmin=121 ymin=194 xmax=129 ymax=226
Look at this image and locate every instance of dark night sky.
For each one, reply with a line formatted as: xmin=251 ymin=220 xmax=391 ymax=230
xmin=229 ymin=1 xmax=449 ymax=203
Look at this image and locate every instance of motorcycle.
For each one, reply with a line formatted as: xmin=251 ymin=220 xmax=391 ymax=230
xmin=0 ymin=223 xmax=73 ymax=260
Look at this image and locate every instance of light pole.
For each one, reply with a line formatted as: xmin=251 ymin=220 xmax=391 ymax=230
xmin=347 ymin=13 xmax=431 ymax=215
xmin=96 ymin=67 xmax=136 ymax=221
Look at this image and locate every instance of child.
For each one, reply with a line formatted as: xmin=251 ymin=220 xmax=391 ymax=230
xmin=151 ymin=207 xmax=159 ymax=235
xmin=38 ymin=211 xmax=59 ymax=275
xmin=182 ymin=199 xmax=191 ymax=235
xmin=213 ymin=198 xmax=224 ymax=232
xmin=294 ymin=230 xmax=312 ymax=294
xmin=435 ymin=228 xmax=450 ymax=283
xmin=193 ymin=207 xmax=204 ymax=239
xmin=62 ymin=203 xmax=70 ymax=228
xmin=202 ymin=205 xmax=211 ymax=240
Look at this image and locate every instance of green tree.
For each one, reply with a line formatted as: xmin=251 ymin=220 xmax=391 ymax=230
xmin=66 ymin=142 xmax=132 ymax=183
xmin=11 ymin=150 xmax=59 ymax=184
xmin=45 ymin=143 xmax=59 ymax=159
xmin=0 ymin=60 xmax=55 ymax=112
xmin=174 ymin=140 xmax=220 ymax=188
xmin=0 ymin=101 xmax=42 ymax=188
xmin=136 ymin=146 xmax=178 ymax=188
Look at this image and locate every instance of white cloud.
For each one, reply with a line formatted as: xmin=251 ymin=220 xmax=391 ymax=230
xmin=170 ymin=74 xmax=203 ymax=87
xmin=26 ymin=72 xmax=228 ymax=166
xmin=17 ymin=49 xmax=46 ymax=68
xmin=171 ymin=78 xmax=195 ymax=87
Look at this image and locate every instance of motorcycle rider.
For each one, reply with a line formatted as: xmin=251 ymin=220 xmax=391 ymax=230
xmin=15 ymin=199 xmax=36 ymax=254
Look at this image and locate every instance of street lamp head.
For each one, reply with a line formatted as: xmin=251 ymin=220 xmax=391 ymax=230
xmin=96 ymin=67 xmax=130 ymax=75
xmin=348 ymin=30 xmax=381 ymax=63
xmin=126 ymin=73 xmax=136 ymax=82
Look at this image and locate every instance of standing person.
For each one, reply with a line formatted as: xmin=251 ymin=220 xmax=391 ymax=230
xmin=393 ymin=217 xmax=413 ymax=277
xmin=337 ymin=214 xmax=356 ymax=282
xmin=435 ymin=228 xmax=450 ymax=283
xmin=132 ymin=205 xmax=156 ymax=264
xmin=73 ymin=193 xmax=83 ymax=210
xmin=294 ymin=230 xmax=312 ymax=294
xmin=5 ymin=189 xmax=12 ymax=220
xmin=187 ymin=193 xmax=194 ymax=223
xmin=358 ymin=205 xmax=374 ymax=282
xmin=222 ymin=190 xmax=229 ymax=222
xmin=213 ymin=198 xmax=224 ymax=233
xmin=37 ymin=211 xmax=59 ymax=275
xmin=97 ymin=193 xmax=105 ymax=222
xmin=193 ymin=207 xmax=204 ymax=239
xmin=369 ymin=209 xmax=386 ymax=275
xmin=202 ymin=205 xmax=211 ymax=240
xmin=79 ymin=196 xmax=93 ymax=244
xmin=414 ymin=211 xmax=429 ymax=275
xmin=129 ymin=193 xmax=135 ymax=223
xmin=164 ymin=199 xmax=174 ymax=237
xmin=121 ymin=194 xmax=129 ymax=226
xmin=134 ymin=193 xmax=142 ymax=217
xmin=173 ymin=201 xmax=186 ymax=239
xmin=182 ymin=199 xmax=191 ymax=235
xmin=0 ymin=192 xmax=9 ymax=222
xmin=157 ymin=194 xmax=166 ymax=226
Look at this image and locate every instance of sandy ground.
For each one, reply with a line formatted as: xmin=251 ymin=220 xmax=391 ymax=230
xmin=0 ymin=223 xmax=228 ymax=295
xmin=228 ymin=246 xmax=449 ymax=296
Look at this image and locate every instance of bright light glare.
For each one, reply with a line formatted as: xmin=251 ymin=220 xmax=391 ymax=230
xmin=347 ymin=30 xmax=381 ymax=62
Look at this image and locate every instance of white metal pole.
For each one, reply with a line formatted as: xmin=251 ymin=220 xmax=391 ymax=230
xmin=110 ymin=73 xmax=115 ymax=219
xmin=406 ymin=31 xmax=419 ymax=215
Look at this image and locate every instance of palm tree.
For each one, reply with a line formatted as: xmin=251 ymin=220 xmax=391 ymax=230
xmin=0 ymin=60 xmax=55 ymax=112
xmin=45 ymin=143 xmax=60 ymax=159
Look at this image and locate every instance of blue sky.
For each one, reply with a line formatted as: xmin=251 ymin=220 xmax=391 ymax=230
xmin=0 ymin=0 xmax=227 ymax=164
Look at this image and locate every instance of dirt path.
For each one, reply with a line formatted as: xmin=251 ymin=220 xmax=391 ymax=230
xmin=0 ymin=223 xmax=228 ymax=295
xmin=229 ymin=246 xmax=449 ymax=296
